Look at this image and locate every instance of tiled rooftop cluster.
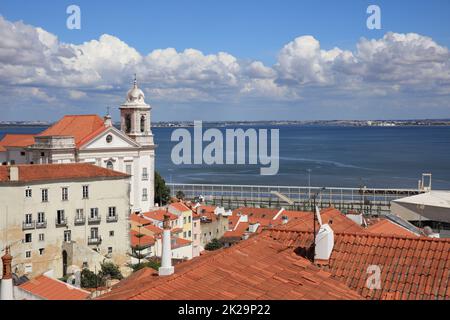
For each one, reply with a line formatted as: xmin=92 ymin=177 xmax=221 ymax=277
xmin=98 ymin=205 xmax=449 ymax=300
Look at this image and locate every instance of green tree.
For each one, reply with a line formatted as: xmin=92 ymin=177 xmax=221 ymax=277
xmin=205 ymin=238 xmax=223 ymax=251
xmin=81 ymin=269 xmax=105 ymax=288
xmin=99 ymin=261 xmax=123 ymax=280
xmin=176 ymin=190 xmax=185 ymax=200
xmin=155 ymin=171 xmax=171 ymax=206
xmin=129 ymin=258 xmax=161 ymax=272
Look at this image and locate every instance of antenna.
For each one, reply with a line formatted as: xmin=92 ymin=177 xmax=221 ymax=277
xmin=315 ymin=206 xmax=323 ymax=227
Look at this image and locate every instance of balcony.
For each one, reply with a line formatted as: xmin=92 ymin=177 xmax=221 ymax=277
xmin=74 ymin=216 xmax=86 ymax=225
xmin=55 ymin=218 xmax=67 ymax=227
xmin=88 ymin=215 xmax=101 ymax=225
xmin=22 ymin=221 xmax=35 ymax=230
xmin=88 ymin=236 xmax=102 ymax=245
xmin=142 ymin=174 xmax=149 ymax=181
xmin=106 ymin=215 xmax=118 ymax=223
xmin=36 ymin=220 xmax=47 ymax=229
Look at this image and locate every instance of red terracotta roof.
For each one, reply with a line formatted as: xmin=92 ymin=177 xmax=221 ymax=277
xmin=227 ymin=215 xmax=241 ymax=230
xmin=143 ymin=210 xmax=178 ymax=222
xmin=170 ymin=202 xmax=191 ymax=212
xmin=37 ymin=115 xmax=106 ymax=148
xmin=268 ymin=228 xmax=450 ymax=300
xmin=0 ymin=134 xmax=35 ymax=147
xmin=130 ymin=230 xmax=155 ymax=247
xmin=19 ymin=275 xmax=90 ymax=300
xmin=233 ymin=207 xmax=280 ymax=220
xmin=0 ymin=163 xmax=129 ymax=183
xmin=367 ymin=219 xmax=419 ymax=237
xmin=277 ymin=207 xmax=367 ymax=234
xmin=223 ymin=222 xmax=250 ymax=239
xmin=196 ymin=205 xmax=216 ymax=214
xmin=232 ymin=207 xmax=312 ymax=228
xmin=98 ymin=230 xmax=363 ymax=300
xmin=172 ymin=237 xmax=192 ymax=249
xmin=129 ymin=213 xmax=153 ymax=225
xmin=129 ymin=215 xmax=163 ymax=234
xmin=0 ymin=145 xmax=5 ymax=152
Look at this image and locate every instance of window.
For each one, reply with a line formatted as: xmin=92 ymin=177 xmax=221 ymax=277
xmin=39 ymin=248 xmax=44 ymax=255
xmin=10 ymin=160 xmax=15 ymax=165
xmin=188 ymin=231 xmax=191 ymax=237
xmin=25 ymin=188 xmax=32 ymax=198
xmin=142 ymin=167 xmax=148 ymax=180
xmin=142 ymin=188 xmax=148 ymax=201
xmin=39 ymin=233 xmax=44 ymax=241
xmin=108 ymin=207 xmax=116 ymax=217
xmin=194 ymin=222 xmax=197 ymax=228
xmin=25 ymin=233 xmax=32 ymax=243
xmin=76 ymin=209 xmax=84 ymax=219
xmin=64 ymin=230 xmax=71 ymax=242
xmin=90 ymin=208 xmax=99 ymax=218
xmin=90 ymin=228 xmax=99 ymax=239
xmin=40 ymin=152 xmax=45 ymax=157
xmin=106 ymin=134 xmax=113 ymax=143
xmin=25 ymin=213 xmax=32 ymax=224
xmin=62 ymin=187 xmax=68 ymax=201
xmin=41 ymin=189 xmax=48 ymax=202
xmin=82 ymin=185 xmax=89 ymax=199
xmin=25 ymin=251 xmax=31 ymax=258
xmin=125 ymin=114 xmax=131 ymax=133
xmin=108 ymin=247 xmax=113 ymax=254
xmin=188 ymin=216 xmax=191 ymax=223
xmin=183 ymin=232 xmax=187 ymax=238
xmin=109 ymin=231 xmax=114 ymax=237
xmin=57 ymin=210 xmax=65 ymax=224
xmin=183 ymin=217 xmax=186 ymax=224
xmin=125 ymin=164 xmax=132 ymax=175
xmin=140 ymin=115 xmax=146 ymax=133
xmin=106 ymin=160 xmax=114 ymax=170
xmin=20 ymin=151 xmax=26 ymax=156
xmin=194 ymin=234 xmax=197 ymax=240
xmin=37 ymin=212 xmax=45 ymax=223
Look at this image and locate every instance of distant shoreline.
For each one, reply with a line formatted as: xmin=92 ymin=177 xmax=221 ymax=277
xmin=1 ymin=119 xmax=450 ymax=128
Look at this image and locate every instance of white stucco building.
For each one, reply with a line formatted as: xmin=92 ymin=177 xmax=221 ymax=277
xmin=0 ymin=78 xmax=156 ymax=212
xmin=0 ymin=163 xmax=131 ymax=278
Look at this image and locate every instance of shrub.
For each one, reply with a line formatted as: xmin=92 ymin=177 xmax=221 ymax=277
xmin=205 ymin=238 xmax=223 ymax=251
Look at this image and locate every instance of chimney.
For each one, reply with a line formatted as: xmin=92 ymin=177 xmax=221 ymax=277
xmin=158 ymin=210 xmax=174 ymax=276
xmin=9 ymin=166 xmax=19 ymax=181
xmin=1 ymin=246 xmax=14 ymax=300
xmin=104 ymin=114 xmax=112 ymax=127
xmin=313 ymin=206 xmax=334 ymax=263
xmin=314 ymin=225 xmax=334 ymax=262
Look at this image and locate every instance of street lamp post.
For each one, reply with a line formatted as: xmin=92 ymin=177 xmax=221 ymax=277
xmin=312 ymin=187 xmax=326 ymax=261
xmin=307 ymin=169 xmax=312 ymax=200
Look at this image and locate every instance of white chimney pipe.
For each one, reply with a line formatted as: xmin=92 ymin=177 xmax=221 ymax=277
xmin=314 ymin=224 xmax=334 ymax=261
xmin=9 ymin=166 xmax=19 ymax=182
xmin=1 ymin=246 xmax=14 ymax=300
xmin=158 ymin=211 xmax=174 ymax=276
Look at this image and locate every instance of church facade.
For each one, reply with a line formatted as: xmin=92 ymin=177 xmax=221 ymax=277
xmin=0 ymin=79 xmax=156 ymax=212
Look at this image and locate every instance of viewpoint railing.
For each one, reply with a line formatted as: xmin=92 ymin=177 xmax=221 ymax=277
xmin=168 ymin=183 xmax=424 ymax=214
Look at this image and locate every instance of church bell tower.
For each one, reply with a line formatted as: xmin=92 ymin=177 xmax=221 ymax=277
xmin=120 ymin=75 xmax=154 ymax=146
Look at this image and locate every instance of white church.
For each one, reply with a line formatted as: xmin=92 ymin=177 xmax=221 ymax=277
xmin=0 ymin=78 xmax=156 ymax=212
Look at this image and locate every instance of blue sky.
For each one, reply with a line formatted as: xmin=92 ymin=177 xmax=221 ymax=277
xmin=0 ymin=0 xmax=450 ymax=121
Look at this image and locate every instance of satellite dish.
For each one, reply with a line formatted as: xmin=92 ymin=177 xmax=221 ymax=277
xmin=315 ymin=206 xmax=323 ymax=227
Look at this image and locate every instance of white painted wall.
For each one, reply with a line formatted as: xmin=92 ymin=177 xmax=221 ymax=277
xmin=0 ymin=177 xmax=131 ymax=278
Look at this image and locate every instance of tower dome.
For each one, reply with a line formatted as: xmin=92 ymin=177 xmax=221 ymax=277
xmin=126 ymin=75 xmax=145 ymax=103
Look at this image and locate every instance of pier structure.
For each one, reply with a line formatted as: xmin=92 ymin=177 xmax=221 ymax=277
xmin=168 ymin=183 xmax=427 ymax=215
